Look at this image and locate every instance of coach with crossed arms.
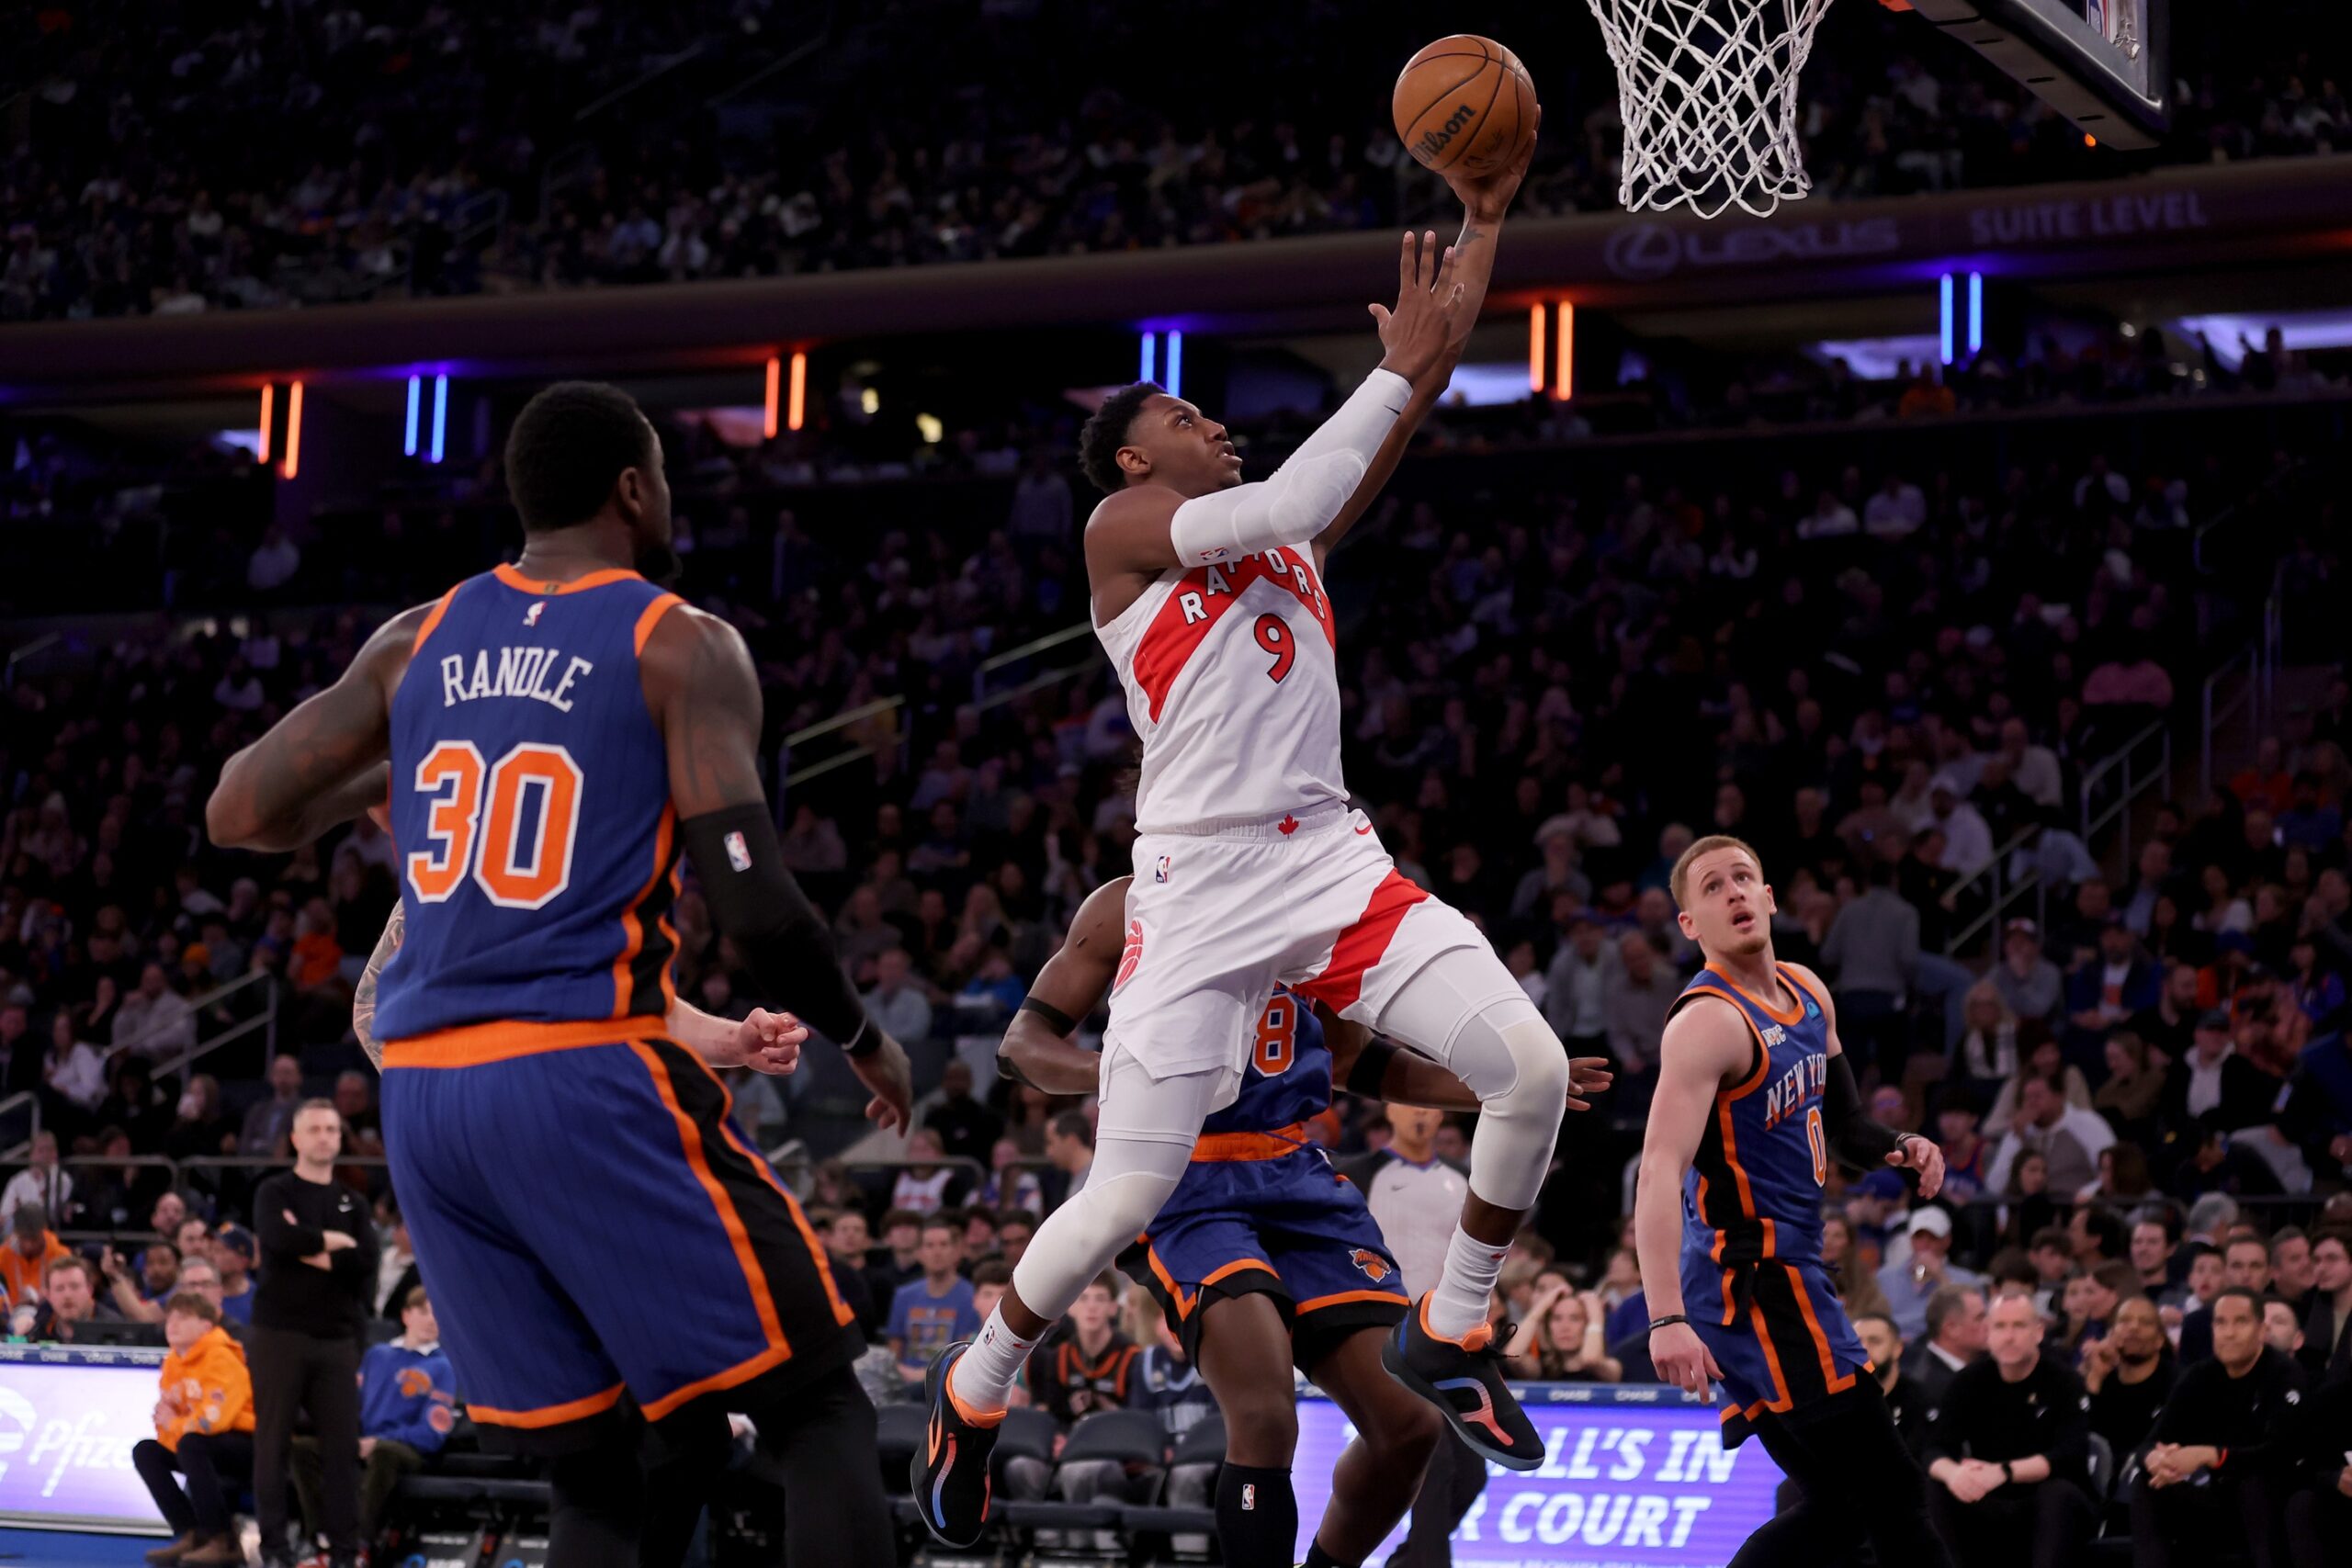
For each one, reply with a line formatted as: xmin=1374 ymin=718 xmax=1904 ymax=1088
xmin=251 ymin=1100 xmax=378 ymax=1568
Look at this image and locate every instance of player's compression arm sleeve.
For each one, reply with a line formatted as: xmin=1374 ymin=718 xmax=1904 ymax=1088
xmin=1824 ymin=1053 xmax=1905 ymax=1170
xmin=1273 ymin=367 xmax=1414 ymax=477
xmin=1168 ymin=448 xmax=1372 ymax=565
xmin=679 ymin=803 xmax=876 ymax=1055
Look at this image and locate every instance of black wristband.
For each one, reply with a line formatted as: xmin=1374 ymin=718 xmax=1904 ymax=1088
xmin=839 ymin=1018 xmax=880 ymax=1058
xmin=1344 ymin=1037 xmax=1401 ymax=1098
xmin=1647 ymin=1314 xmax=1689 ymax=1334
xmin=1019 ymin=995 xmax=1079 ymax=1036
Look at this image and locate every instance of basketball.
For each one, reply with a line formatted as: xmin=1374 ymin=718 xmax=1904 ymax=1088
xmin=1392 ymin=35 xmax=1537 ymax=175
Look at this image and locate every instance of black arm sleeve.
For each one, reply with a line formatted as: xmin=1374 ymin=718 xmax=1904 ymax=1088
xmin=681 ymin=803 xmax=874 ymax=1053
xmin=1343 ymin=1038 xmax=1400 ymax=1098
xmin=1824 ymin=1052 xmax=1905 ymax=1171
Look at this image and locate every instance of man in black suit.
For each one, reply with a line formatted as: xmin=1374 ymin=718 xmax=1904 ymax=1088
xmin=1905 ymin=1284 xmax=1988 ymax=1407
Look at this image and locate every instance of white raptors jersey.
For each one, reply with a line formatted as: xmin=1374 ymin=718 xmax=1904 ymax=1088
xmin=1093 ymin=545 xmax=1345 ymax=832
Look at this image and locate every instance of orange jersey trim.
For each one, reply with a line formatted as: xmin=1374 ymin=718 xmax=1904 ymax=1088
xmin=1684 ymin=985 xmax=1774 ymax=1228
xmin=1747 ymin=1291 xmax=1793 ymax=1413
xmin=630 ymin=1043 xmax=788 ymax=1358
xmin=1784 ymin=1262 xmax=1859 ymax=1397
xmin=1200 ymin=1258 xmax=1278 ymax=1292
xmin=409 ymin=585 xmax=462 ymax=659
xmin=492 ymin=563 xmax=643 ymax=596
xmin=1717 ymin=970 xmax=1804 ymax=1026
xmin=641 ymin=1341 xmax=793 ymax=1422
xmin=382 ymin=1017 xmax=652 ymax=1067
xmin=1192 ymin=1123 xmax=1308 ymax=1162
xmin=695 ymin=1055 xmax=857 ymax=1330
xmin=1295 ymin=1288 xmax=1412 ymax=1314
xmin=469 ymin=1381 xmax=626 ymax=1429
xmin=1780 ymin=965 xmax=1829 ymax=1018
xmin=632 ymin=592 xmax=684 ymax=654
xmin=611 ymin=805 xmax=676 ymax=1020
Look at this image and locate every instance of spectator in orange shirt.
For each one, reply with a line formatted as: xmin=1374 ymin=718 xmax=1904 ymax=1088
xmin=0 ymin=1202 xmax=69 ymax=1307
xmin=290 ymin=897 xmax=345 ymax=992
xmin=133 ymin=1292 xmax=256 ymax=1565
xmin=1898 ymin=368 xmax=1957 ymax=420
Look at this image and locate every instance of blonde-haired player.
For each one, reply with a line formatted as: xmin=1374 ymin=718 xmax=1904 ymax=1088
xmin=1634 ymin=835 xmax=1955 ymax=1568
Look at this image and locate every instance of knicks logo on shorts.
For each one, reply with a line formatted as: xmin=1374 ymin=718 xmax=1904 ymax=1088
xmin=1351 ymin=1249 xmax=1392 ymax=1283
xmin=1114 ymin=919 xmax=1145 ymax=990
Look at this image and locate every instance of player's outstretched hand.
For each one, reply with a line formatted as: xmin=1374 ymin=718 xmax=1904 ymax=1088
xmin=1565 ymin=1056 xmax=1614 ymax=1112
xmin=1443 ymin=105 xmax=1542 ymax=223
xmin=853 ymin=1030 xmax=915 ymax=1134
xmin=1649 ymin=1320 xmax=1723 ymax=1402
xmin=1370 ymin=230 xmax=1464 ymax=385
xmin=1890 ymin=1132 xmax=1946 ymax=1200
xmin=731 ymin=1008 xmax=808 ymax=1077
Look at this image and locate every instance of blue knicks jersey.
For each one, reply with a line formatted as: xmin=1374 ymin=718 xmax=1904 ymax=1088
xmin=374 ymin=565 xmax=684 ymax=1042
xmin=1201 ymin=989 xmax=1329 ymax=1137
xmin=1673 ymin=966 xmax=1834 ymax=1267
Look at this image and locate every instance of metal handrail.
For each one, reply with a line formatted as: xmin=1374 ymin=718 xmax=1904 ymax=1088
xmin=975 ymin=621 xmax=1093 ymax=679
xmin=1942 ymin=825 xmax=2043 ymax=958
xmin=0 ymin=1091 xmax=38 ymax=1151
xmin=100 ymin=970 xmax=275 ymax=1069
xmin=175 ymin=1156 xmax=390 ymax=1174
xmin=2200 ymin=645 xmax=2256 ymax=803
xmin=783 ymin=622 xmax=1102 ymax=791
xmin=2077 ymin=720 xmax=2172 ymax=874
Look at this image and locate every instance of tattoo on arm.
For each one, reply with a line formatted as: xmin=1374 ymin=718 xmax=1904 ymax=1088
xmin=352 ymin=903 xmax=404 ymax=1068
xmin=660 ymin=613 xmax=768 ymax=817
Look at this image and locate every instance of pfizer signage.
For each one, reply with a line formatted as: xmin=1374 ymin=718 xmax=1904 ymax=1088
xmin=0 ymin=1346 xmax=168 ymax=1533
xmin=1292 ymin=1384 xmax=1783 ymax=1566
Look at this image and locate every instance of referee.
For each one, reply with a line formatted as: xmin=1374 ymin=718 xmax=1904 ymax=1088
xmin=1347 ymin=1104 xmax=1479 ymax=1568
xmin=252 ymin=1100 xmax=378 ymax=1568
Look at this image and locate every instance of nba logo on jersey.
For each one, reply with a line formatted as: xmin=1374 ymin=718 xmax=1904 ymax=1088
xmin=724 ymin=831 xmax=752 ymax=872
xmin=1154 ymin=853 xmax=1171 ymax=884
xmin=1240 ymin=1484 xmax=1256 ymax=1511
xmin=523 ymin=601 xmax=545 ymax=626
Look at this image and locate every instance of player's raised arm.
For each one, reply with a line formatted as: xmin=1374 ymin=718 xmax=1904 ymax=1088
xmin=641 ymin=603 xmax=912 ymax=1131
xmin=206 ymin=604 xmax=431 ymax=852
xmin=1082 ymin=229 xmax=1465 ymax=592
xmin=997 ymin=876 xmax=1131 ymax=1095
xmin=1633 ymin=996 xmax=1749 ymax=1397
xmin=1311 ymin=112 xmax=1541 ymax=564
xmin=1785 ymin=962 xmax=1945 ymax=1198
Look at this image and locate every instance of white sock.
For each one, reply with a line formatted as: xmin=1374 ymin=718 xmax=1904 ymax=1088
xmin=946 ymin=1307 xmax=1039 ymax=1413
xmin=1426 ymin=1224 xmax=1510 ymax=1340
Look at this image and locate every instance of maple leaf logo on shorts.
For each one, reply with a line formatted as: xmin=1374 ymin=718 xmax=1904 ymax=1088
xmin=1114 ymin=919 xmax=1145 ymax=990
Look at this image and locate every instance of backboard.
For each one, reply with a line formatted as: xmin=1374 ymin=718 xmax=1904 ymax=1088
xmin=1903 ymin=0 xmax=2170 ymax=149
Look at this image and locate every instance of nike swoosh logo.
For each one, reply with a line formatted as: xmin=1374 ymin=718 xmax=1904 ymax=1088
xmin=1355 ymin=825 xmax=1372 ymax=835
xmin=927 ymin=1408 xmax=943 ymax=1464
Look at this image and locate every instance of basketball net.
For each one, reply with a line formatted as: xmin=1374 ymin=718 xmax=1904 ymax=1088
xmin=1586 ymin=0 xmax=1834 ymax=219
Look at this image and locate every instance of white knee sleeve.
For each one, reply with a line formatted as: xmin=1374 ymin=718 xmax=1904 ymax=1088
xmin=1467 ymin=1014 xmax=1571 ymax=1211
xmin=1008 ymin=1159 xmax=1186 ymax=1315
xmin=1005 ymin=1044 xmax=1234 ymax=1318
xmin=1374 ymin=952 xmax=1570 ymax=1212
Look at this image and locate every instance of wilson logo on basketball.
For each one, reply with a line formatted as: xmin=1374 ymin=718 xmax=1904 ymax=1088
xmin=1413 ymin=102 xmax=1478 ymax=163
xmin=1114 ymin=919 xmax=1145 ymax=990
xmin=1351 ymin=1249 xmax=1392 ymax=1283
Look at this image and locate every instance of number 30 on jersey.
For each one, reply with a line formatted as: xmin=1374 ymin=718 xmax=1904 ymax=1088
xmin=405 ymin=740 xmax=583 ymax=909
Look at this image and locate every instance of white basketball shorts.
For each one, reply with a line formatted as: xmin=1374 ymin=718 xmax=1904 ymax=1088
xmin=1107 ymin=801 xmax=1490 ymax=1079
